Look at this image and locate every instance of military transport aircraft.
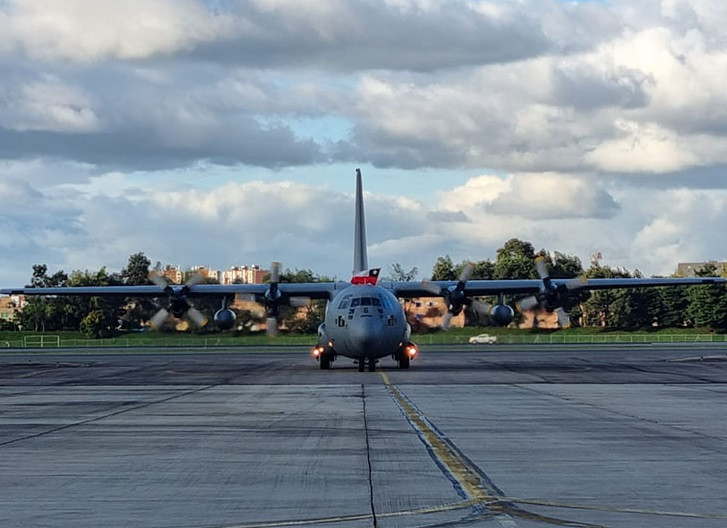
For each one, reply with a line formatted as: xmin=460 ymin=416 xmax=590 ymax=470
xmin=2 ymin=169 xmax=724 ymax=372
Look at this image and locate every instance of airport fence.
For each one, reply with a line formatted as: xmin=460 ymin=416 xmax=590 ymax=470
xmin=1 ymin=335 xmax=317 ymax=349
xmin=1 ymin=333 xmax=725 ymax=349
xmin=417 ymin=333 xmax=727 ymax=345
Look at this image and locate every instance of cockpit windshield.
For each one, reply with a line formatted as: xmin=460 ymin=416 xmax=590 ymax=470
xmin=349 ymin=296 xmax=383 ymax=308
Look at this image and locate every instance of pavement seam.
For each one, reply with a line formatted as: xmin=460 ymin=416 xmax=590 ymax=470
xmin=0 ymin=384 xmax=215 ymax=448
xmin=378 ymin=371 xmax=606 ymax=528
xmin=361 ymin=383 xmax=378 ymax=527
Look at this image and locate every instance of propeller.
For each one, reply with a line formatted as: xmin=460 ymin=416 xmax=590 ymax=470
xmin=147 ymin=272 xmax=208 ymax=330
xmin=516 ymin=257 xmax=587 ymax=327
xmin=423 ymin=262 xmax=487 ymax=330
xmin=258 ymin=262 xmax=312 ymax=337
xmin=264 ymin=262 xmax=283 ymax=337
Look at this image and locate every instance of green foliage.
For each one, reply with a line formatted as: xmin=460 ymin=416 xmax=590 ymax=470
xmin=685 ymin=266 xmax=727 ymax=329
xmin=494 ymin=238 xmax=536 ymax=279
xmin=286 ymin=300 xmax=326 ymax=334
xmin=10 ymin=242 xmax=726 ymax=334
xmin=80 ymin=309 xmax=114 ymax=339
xmin=122 ymin=252 xmax=152 ymax=285
xmin=19 ymin=265 xmax=69 ymax=332
xmin=431 ymin=255 xmax=457 ymax=280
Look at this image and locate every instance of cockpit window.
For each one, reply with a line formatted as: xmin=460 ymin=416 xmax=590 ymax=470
xmin=349 ymin=296 xmax=385 ymax=309
xmin=378 ymin=294 xmax=393 ymax=310
xmin=338 ymin=295 xmax=353 ymax=309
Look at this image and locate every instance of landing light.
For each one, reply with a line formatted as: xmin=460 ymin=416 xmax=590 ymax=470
xmin=407 ymin=346 xmax=418 ymax=357
xmin=311 ymin=346 xmax=324 ymax=358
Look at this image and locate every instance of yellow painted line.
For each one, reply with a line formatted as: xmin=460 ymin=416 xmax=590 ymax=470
xmin=378 ymin=371 xmax=501 ymax=506
xmin=225 ymin=373 xmax=726 ymax=528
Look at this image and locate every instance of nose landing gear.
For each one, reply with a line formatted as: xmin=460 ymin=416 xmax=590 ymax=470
xmin=357 ymin=357 xmax=376 ymax=372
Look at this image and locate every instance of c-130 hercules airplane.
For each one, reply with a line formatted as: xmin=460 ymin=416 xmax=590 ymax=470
xmin=2 ymin=170 xmax=724 ymax=372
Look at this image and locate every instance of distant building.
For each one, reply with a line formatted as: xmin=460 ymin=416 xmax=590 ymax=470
xmin=221 ymin=265 xmax=268 ymax=285
xmin=676 ymin=261 xmax=727 ymax=277
xmin=190 ymin=266 xmax=218 ymax=282
xmin=161 ymin=265 xmax=183 ymax=284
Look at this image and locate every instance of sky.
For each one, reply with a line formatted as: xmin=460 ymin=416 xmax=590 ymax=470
xmin=0 ymin=0 xmax=725 ymax=285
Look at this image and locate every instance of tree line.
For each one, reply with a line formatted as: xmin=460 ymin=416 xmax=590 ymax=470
xmin=3 ymin=240 xmax=726 ymax=336
xmin=425 ymin=239 xmax=726 ymax=330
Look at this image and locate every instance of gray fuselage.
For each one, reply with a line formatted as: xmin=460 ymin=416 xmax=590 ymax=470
xmin=319 ymin=284 xmax=410 ymax=360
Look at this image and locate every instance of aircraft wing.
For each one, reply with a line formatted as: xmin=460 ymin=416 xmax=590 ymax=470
xmin=385 ymin=276 xmax=725 ymax=298
xmin=0 ymin=282 xmax=342 ymax=300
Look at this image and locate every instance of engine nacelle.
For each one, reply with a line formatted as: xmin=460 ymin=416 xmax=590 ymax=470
xmin=490 ymin=304 xmax=514 ymax=326
xmin=213 ymin=308 xmax=236 ymax=330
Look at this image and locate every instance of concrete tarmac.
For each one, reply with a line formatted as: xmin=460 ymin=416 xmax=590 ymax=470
xmin=1 ymin=343 xmax=727 ymax=527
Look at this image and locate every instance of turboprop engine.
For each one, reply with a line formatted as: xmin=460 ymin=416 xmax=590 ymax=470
xmin=489 ymin=303 xmax=514 ymax=326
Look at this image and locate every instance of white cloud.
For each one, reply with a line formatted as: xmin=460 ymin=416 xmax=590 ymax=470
xmin=0 ymin=0 xmax=236 ymax=61
xmin=438 ymin=173 xmax=618 ymax=220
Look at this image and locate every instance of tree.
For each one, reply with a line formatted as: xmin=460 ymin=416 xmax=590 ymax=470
xmin=19 ymin=264 xmax=68 ymax=331
xmin=28 ymin=263 xmax=68 ymax=288
xmin=655 ymin=285 xmax=690 ymax=327
xmin=121 ymin=253 xmax=155 ymax=328
xmin=122 ymin=252 xmax=152 ymax=285
xmin=80 ymin=309 xmax=114 ymax=339
xmin=579 ymin=264 xmax=632 ymax=327
xmin=549 ymin=252 xmax=583 ymax=278
xmin=387 ymin=263 xmax=418 ymax=282
xmin=686 ymin=264 xmax=727 ymax=329
xmin=494 ymin=239 xmax=536 ymax=279
xmin=470 ymin=260 xmax=495 ymax=280
xmin=271 ymin=268 xmax=330 ymax=332
xmin=431 ymin=255 xmax=457 ymax=281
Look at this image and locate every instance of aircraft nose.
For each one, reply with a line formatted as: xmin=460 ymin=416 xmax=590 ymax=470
xmin=350 ymin=316 xmax=383 ymax=353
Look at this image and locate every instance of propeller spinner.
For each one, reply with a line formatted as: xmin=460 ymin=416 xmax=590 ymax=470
xmin=148 ymin=273 xmax=209 ymax=329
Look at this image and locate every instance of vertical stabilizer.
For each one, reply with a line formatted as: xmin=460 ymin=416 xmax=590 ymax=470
xmin=353 ymin=168 xmax=368 ymax=275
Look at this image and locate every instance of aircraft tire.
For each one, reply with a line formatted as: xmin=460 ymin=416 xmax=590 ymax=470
xmin=358 ymin=359 xmax=366 ymax=372
xmin=368 ymin=358 xmax=376 ymax=372
xmin=320 ymin=353 xmax=331 ymax=370
xmin=398 ymin=356 xmax=410 ymax=369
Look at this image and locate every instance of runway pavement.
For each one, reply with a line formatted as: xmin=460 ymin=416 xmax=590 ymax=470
xmin=1 ymin=343 xmax=727 ymax=527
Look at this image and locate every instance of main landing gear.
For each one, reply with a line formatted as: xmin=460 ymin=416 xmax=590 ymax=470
xmin=312 ymin=345 xmax=336 ymax=370
xmin=393 ymin=342 xmax=418 ymax=369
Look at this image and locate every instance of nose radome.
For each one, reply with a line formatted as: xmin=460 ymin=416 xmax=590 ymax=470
xmin=350 ymin=316 xmax=383 ymax=353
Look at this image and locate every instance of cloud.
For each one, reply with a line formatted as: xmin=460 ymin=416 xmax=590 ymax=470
xmin=0 ymin=76 xmax=100 ymax=133
xmin=585 ymin=121 xmax=727 ymax=173
xmin=438 ymin=173 xmax=619 ymax=220
xmin=0 ymin=0 xmax=236 ymax=61
xmin=0 ymin=1 xmax=726 ymax=287
xmin=0 ymin=68 xmax=324 ymax=169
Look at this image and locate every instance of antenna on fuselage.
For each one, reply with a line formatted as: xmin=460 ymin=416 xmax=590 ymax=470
xmin=353 ymin=168 xmax=368 ymax=275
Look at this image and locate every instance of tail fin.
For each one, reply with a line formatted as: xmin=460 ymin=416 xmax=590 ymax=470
xmin=353 ymin=168 xmax=368 ymax=275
